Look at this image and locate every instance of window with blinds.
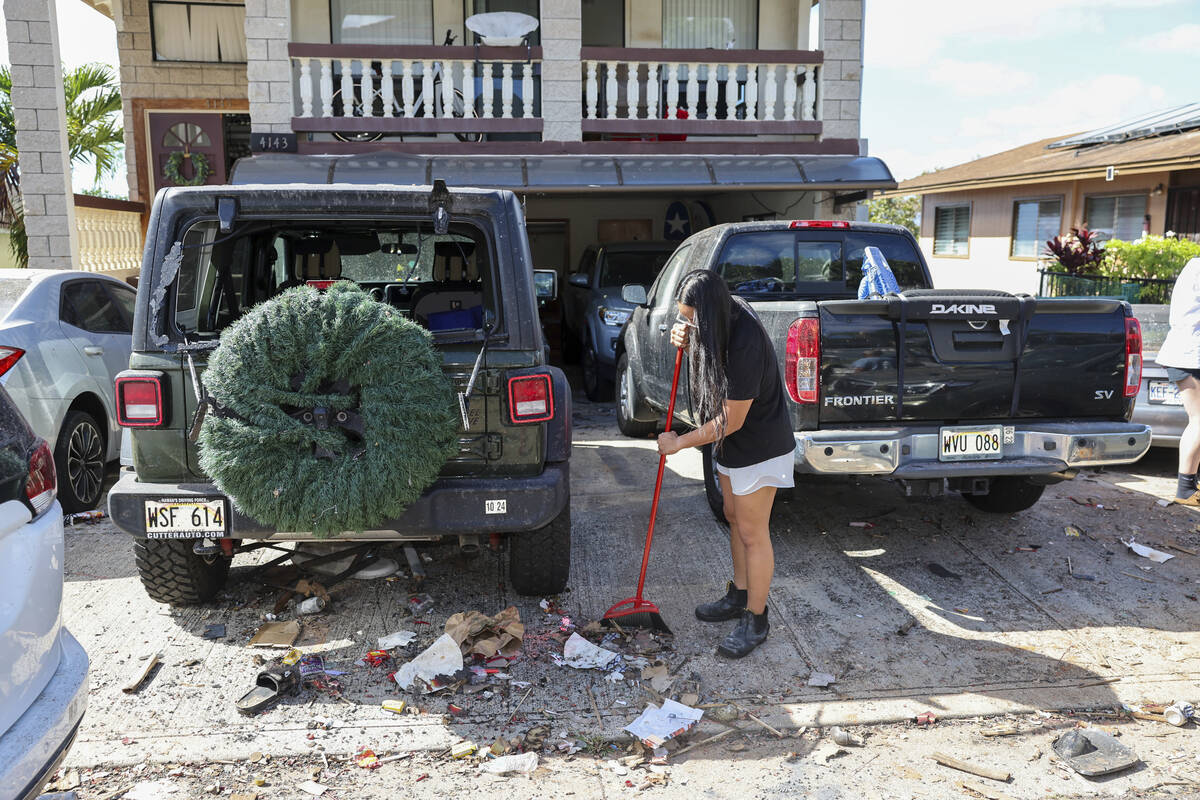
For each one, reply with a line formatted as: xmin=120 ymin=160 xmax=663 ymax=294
xmin=933 ymin=205 xmax=970 ymax=256
xmin=663 ymin=0 xmax=758 ymax=49
xmin=1085 ymin=194 xmax=1147 ymax=242
xmin=331 ymin=0 xmax=433 ymax=45
xmin=151 ymin=2 xmax=246 ymax=62
xmin=1010 ymin=199 xmax=1062 ymax=258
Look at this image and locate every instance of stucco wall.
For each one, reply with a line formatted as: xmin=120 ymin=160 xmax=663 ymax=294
xmin=918 ymin=172 xmax=1171 ymax=294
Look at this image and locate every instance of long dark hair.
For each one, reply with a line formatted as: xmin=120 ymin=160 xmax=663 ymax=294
xmin=676 ymin=270 xmax=734 ymax=447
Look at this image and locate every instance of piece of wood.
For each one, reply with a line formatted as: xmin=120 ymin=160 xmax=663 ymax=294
xmin=957 ymin=779 xmax=1020 ymax=800
xmin=929 ymin=751 xmax=1011 ymax=783
xmin=1165 ymin=543 xmax=1198 ymax=555
xmin=1131 ymin=711 xmax=1170 ymax=723
xmin=979 ymin=725 xmax=1020 ymax=737
xmin=1121 ymin=570 xmax=1156 ymax=583
xmin=732 ymin=704 xmax=784 ymax=738
xmin=122 ymin=652 xmax=161 ymax=694
xmin=507 ymin=687 xmax=534 ymax=724
xmin=586 ymin=685 xmax=604 ymax=730
xmin=673 ymin=727 xmax=739 ymax=756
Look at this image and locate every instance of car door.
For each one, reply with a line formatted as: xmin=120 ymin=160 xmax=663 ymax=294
xmin=58 ymin=279 xmax=134 ymax=439
xmin=643 ymin=243 xmax=692 ymax=403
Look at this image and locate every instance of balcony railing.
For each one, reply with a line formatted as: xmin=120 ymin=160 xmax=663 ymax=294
xmin=74 ymin=194 xmax=144 ymax=278
xmin=288 ymin=44 xmax=543 ymax=136
xmin=580 ymin=48 xmax=822 ymax=137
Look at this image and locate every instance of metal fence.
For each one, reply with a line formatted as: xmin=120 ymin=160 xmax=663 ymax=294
xmin=1037 ymin=269 xmax=1175 ymax=305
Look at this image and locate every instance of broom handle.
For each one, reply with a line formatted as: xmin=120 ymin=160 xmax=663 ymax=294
xmin=634 ymin=346 xmax=684 ymax=601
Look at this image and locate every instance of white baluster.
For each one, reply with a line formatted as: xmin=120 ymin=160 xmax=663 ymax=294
xmin=319 ymin=58 xmax=333 ymax=117
xmin=705 ymin=62 xmax=717 ymax=119
xmin=646 ymin=63 xmax=659 ymax=120
xmin=605 ymin=62 xmax=618 ymax=118
xmin=724 ymin=63 xmax=737 ymax=120
xmin=501 ymin=62 xmax=513 ymax=118
xmin=481 ymin=62 xmax=494 ymax=119
xmin=783 ymin=64 xmax=798 ymax=122
xmin=585 ymin=61 xmax=598 ymax=119
xmin=801 ymin=65 xmax=815 ymax=121
xmin=520 ymin=61 xmax=532 ymax=118
xmin=298 ymin=59 xmax=312 ymax=117
xmin=763 ymin=64 xmax=777 ymax=120
xmin=685 ymin=63 xmax=699 ymax=116
xmin=380 ymin=60 xmax=394 ymax=117
xmin=463 ymin=61 xmax=476 ymax=120
xmin=340 ymin=59 xmax=355 ymax=117
xmin=744 ymin=64 xmax=757 ymax=121
xmin=421 ymin=61 xmax=435 ymax=118
xmin=358 ymin=63 xmax=373 ymax=117
xmin=442 ymin=60 xmax=455 ymax=118
xmin=666 ymin=63 xmax=679 ymax=119
xmin=626 ymin=62 xmax=640 ymax=118
xmin=401 ymin=60 xmax=415 ymax=117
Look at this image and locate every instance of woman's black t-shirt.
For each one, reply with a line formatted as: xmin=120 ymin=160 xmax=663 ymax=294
xmin=713 ymin=298 xmax=795 ymax=468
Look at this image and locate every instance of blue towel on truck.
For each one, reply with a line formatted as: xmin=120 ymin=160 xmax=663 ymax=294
xmin=857 ymin=246 xmax=900 ymax=300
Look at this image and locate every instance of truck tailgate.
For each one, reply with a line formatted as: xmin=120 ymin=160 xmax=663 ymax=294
xmin=819 ymin=294 xmax=1132 ymax=424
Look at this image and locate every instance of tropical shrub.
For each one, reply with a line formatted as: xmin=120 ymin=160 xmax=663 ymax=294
xmin=1042 ymin=227 xmax=1105 ymax=275
xmin=1100 ymin=236 xmax=1200 ymax=281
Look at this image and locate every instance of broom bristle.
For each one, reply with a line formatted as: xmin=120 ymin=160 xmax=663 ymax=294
xmin=601 ymin=612 xmax=672 ymax=635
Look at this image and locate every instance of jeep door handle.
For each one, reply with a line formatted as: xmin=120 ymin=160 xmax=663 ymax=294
xmin=83 ymin=346 xmax=104 ymax=356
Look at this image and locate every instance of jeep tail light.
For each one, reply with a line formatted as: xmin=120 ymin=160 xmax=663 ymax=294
xmin=26 ymin=439 xmax=56 ymax=516
xmin=0 ymin=346 xmax=24 ymax=377
xmin=1124 ymin=316 xmax=1142 ymax=398
xmin=785 ymin=317 xmax=820 ymax=404
xmin=117 ymin=375 xmax=164 ymax=427
xmin=508 ymin=373 xmax=554 ymax=423
xmin=790 ymin=220 xmax=849 ymax=229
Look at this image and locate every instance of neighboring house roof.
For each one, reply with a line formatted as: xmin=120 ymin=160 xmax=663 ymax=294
xmin=897 ymin=127 xmax=1200 ymax=195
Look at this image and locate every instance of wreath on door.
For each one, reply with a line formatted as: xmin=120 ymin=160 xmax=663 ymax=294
xmin=163 ymin=150 xmax=212 ymax=186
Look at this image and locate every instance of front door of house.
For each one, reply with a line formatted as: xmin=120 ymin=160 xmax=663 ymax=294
xmin=148 ymin=112 xmax=228 ymax=194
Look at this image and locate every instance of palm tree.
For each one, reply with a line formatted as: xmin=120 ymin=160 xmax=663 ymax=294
xmin=0 ymin=63 xmax=123 ymax=267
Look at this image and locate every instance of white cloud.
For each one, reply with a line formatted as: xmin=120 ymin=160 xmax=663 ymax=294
xmin=925 ymin=59 xmax=1035 ymax=96
xmin=1128 ymin=22 xmax=1200 ymax=52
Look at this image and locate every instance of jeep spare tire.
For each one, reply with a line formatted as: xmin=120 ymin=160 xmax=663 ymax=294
xmin=197 ymin=282 xmax=459 ymax=538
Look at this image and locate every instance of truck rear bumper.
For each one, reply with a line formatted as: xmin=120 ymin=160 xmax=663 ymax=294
xmin=108 ymin=462 xmax=569 ymax=540
xmin=795 ymin=422 xmax=1151 ymax=478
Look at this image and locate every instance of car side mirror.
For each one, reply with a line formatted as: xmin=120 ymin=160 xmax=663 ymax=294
xmin=533 ymin=269 xmax=558 ymax=301
xmin=621 ymin=284 xmax=648 ymax=306
xmin=567 ymin=273 xmax=590 ymax=288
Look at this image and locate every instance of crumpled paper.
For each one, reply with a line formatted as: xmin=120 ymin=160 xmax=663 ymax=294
xmin=554 ymin=632 xmax=619 ymax=669
xmin=393 ymin=633 xmax=464 ymax=693
xmin=445 ymin=606 xmax=524 ymax=658
xmin=1121 ymin=537 xmax=1174 ymax=564
xmin=623 ymin=699 xmax=704 ymax=748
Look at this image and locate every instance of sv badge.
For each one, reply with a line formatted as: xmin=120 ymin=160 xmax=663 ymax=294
xmin=1094 ymin=390 xmax=1114 ymax=400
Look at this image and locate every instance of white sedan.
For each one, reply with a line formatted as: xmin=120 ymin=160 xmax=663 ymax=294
xmin=0 ymin=270 xmax=136 ymax=511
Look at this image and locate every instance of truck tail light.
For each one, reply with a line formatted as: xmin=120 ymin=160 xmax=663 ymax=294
xmin=508 ymin=373 xmax=554 ymax=423
xmin=790 ymin=220 xmax=849 ymax=229
xmin=1124 ymin=316 xmax=1142 ymax=398
xmin=26 ymin=439 xmax=56 ymax=516
xmin=785 ymin=317 xmax=820 ymax=404
xmin=0 ymin=346 xmax=24 ymax=377
xmin=117 ymin=374 xmax=165 ymax=427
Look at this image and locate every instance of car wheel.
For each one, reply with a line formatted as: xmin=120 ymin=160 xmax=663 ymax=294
xmin=508 ymin=500 xmax=570 ymax=595
xmin=582 ymin=342 xmax=613 ymax=402
xmin=961 ymin=477 xmax=1045 ymax=513
xmin=616 ymin=353 xmax=656 ymax=438
xmin=54 ymin=409 xmax=106 ymax=513
xmin=561 ymin=325 xmax=581 ymax=364
xmin=701 ymin=444 xmax=728 ymax=525
xmin=134 ymin=538 xmax=230 ymax=606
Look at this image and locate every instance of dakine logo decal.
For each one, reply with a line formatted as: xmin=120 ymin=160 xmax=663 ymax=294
xmin=930 ymin=303 xmax=997 ymax=315
xmin=824 ymin=395 xmax=896 ymax=407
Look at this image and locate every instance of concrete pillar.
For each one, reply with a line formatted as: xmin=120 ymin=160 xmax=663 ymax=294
xmin=3 ymin=0 xmax=78 ymax=269
xmin=540 ymin=0 xmax=582 ymax=142
xmin=818 ymin=0 xmax=863 ymax=141
xmin=245 ymin=0 xmax=294 ymax=134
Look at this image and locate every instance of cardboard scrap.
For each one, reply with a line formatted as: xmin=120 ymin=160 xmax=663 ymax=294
xmin=556 ymin=632 xmax=619 ymax=669
xmin=393 ymin=633 xmax=464 ymax=693
xmin=296 ymin=781 xmax=327 ymax=796
xmin=641 ymin=662 xmax=675 ymax=694
xmin=1121 ymin=538 xmax=1174 ymax=564
xmin=445 ymin=606 xmax=524 ymax=658
xmin=623 ymin=699 xmax=703 ymax=748
xmin=248 ymin=620 xmax=301 ymax=648
xmin=807 ymin=671 xmax=836 ymax=688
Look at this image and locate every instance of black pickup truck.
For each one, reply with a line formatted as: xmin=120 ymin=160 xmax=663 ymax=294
xmin=616 ymin=220 xmax=1151 ymax=519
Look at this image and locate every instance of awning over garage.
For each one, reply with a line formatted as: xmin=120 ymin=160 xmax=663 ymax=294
xmin=230 ymin=153 xmax=896 ymax=193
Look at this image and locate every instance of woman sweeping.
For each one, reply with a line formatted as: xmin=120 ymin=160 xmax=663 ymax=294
xmin=656 ymin=270 xmax=795 ymax=658
xmin=1157 ymin=256 xmax=1200 ymax=505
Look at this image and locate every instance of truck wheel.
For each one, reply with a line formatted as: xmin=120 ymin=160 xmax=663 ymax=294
xmin=961 ymin=477 xmax=1045 ymax=513
xmin=616 ymin=354 xmax=656 ymax=438
xmin=133 ymin=538 xmax=230 ymax=606
xmin=701 ymin=444 xmax=727 ymax=524
xmin=509 ymin=502 xmax=571 ymax=595
xmin=54 ymin=409 xmax=106 ymax=513
xmin=583 ymin=343 xmax=613 ymax=402
xmin=561 ymin=326 xmax=581 ymax=364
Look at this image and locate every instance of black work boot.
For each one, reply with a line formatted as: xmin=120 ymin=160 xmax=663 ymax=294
xmin=716 ymin=609 xmax=769 ymax=658
xmin=695 ymin=581 xmax=747 ymax=622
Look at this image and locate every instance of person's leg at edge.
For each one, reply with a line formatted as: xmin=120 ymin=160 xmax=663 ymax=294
xmin=695 ymin=472 xmax=747 ymax=621
xmin=717 ymin=484 xmax=776 ymax=658
xmin=1177 ymin=376 xmax=1200 ymax=502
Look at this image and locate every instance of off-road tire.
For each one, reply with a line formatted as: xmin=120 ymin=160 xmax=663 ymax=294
xmin=508 ymin=501 xmax=571 ymax=595
xmin=54 ymin=409 xmax=105 ymax=513
xmin=701 ymin=444 xmax=727 ymax=524
xmin=961 ymin=477 xmax=1045 ymax=514
xmin=583 ymin=342 xmax=613 ymax=402
xmin=134 ymin=538 xmax=230 ymax=606
xmin=616 ymin=353 xmax=656 ymax=437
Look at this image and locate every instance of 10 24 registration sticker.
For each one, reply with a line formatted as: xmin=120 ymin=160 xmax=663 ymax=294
xmin=485 ymin=499 xmax=507 ymax=514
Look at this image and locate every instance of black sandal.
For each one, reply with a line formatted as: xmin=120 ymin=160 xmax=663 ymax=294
xmin=236 ymin=666 xmax=301 ymax=715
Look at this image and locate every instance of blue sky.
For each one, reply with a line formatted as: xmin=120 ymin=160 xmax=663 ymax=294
xmin=2 ymin=1 xmax=1199 ymax=193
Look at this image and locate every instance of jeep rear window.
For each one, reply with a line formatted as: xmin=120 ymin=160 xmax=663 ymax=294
xmin=598 ymin=249 xmax=673 ymax=288
xmin=714 ymin=231 xmax=930 ymax=296
xmin=172 ymin=219 xmax=497 ymax=339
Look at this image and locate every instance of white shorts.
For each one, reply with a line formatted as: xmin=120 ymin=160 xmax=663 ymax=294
xmin=713 ymin=447 xmax=797 ymax=496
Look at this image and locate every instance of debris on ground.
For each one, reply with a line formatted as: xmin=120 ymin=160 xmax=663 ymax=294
xmin=807 ymin=671 xmax=837 ymax=687
xmin=121 ymin=651 xmax=162 ymax=694
xmin=479 ymin=752 xmax=538 ymax=775
xmin=641 ymin=662 xmax=674 ymax=693
xmin=915 ymin=711 xmax=937 ymax=726
xmin=296 ymin=780 xmax=327 ymax=796
xmin=624 ymin=698 xmax=703 ymax=747
xmin=445 ymin=606 xmax=524 ymax=658
xmin=555 ymin=632 xmax=619 ymax=669
xmin=450 ymin=740 xmax=478 ymax=759
xmin=65 ymin=509 xmax=106 ymax=525
xmin=125 ymin=780 xmax=180 ymax=799
xmin=1051 ymin=728 xmax=1140 ymax=776
xmin=248 ymin=620 xmax=301 ymax=648
xmin=297 ymin=596 xmax=327 ymax=615
xmin=408 ymin=593 xmax=435 ymax=616
xmin=1164 ymin=702 xmax=1195 ymax=726
xmin=929 ymin=751 xmax=1011 ymax=782
xmin=201 ymin=623 xmax=226 ymax=640
xmin=1121 ymin=537 xmax=1175 ymax=563
xmin=829 ymin=726 xmax=863 ymax=747
xmin=896 ymin=619 xmax=916 ymax=636
xmin=378 ymin=630 xmax=418 ymax=649
xmin=381 ymin=699 xmax=407 ymax=714
xmin=393 ymin=633 xmax=463 ymax=693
